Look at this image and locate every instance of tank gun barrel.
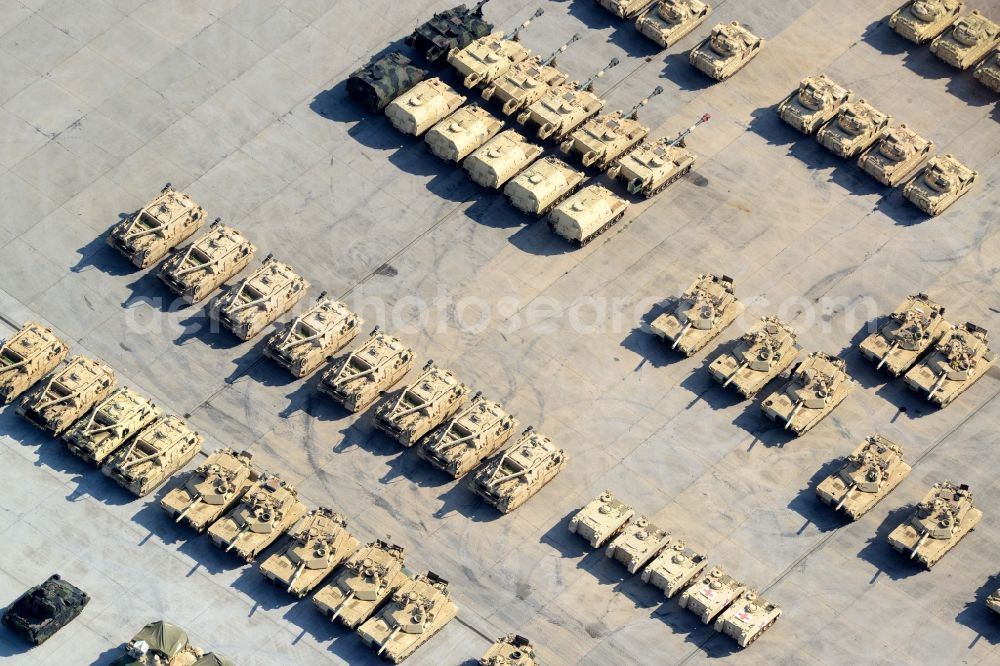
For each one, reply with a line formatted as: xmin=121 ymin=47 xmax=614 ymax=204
xmin=834 ymin=483 xmax=857 ymax=511
xmin=784 ymin=400 xmax=803 ymax=429
xmin=328 ymin=590 xmax=354 ymax=622
xmin=910 ymin=531 xmax=929 ymax=559
xmin=625 ymin=86 xmax=664 ymax=119
xmin=175 ymin=493 xmax=203 ymax=522
xmin=722 ymin=360 xmax=749 ymax=387
xmin=377 ymin=626 xmax=403 ymax=656
xmin=506 ymin=8 xmax=544 ymax=40
xmin=287 ymin=562 xmax=307 ymax=592
xmin=671 ymin=322 xmax=692 ymax=349
xmin=473 ymin=0 xmax=491 ymax=15
xmin=667 ymin=113 xmax=712 ymax=148
xmin=225 ymin=523 xmax=251 ymax=552
xmin=928 ymin=371 xmax=948 ymax=396
xmin=578 ymin=57 xmax=620 ymax=92
xmin=541 ymin=33 xmax=581 ymax=66
xmin=876 ymin=342 xmax=898 ymax=370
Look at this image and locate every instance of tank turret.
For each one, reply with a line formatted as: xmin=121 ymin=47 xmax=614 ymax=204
xmin=858 ymin=294 xmax=949 ymax=375
xmin=207 ymin=474 xmax=308 ymax=563
xmin=903 ymin=322 xmax=995 ymax=406
xmin=517 ymin=58 xmax=621 ymax=141
xmin=260 ymin=508 xmax=360 ymax=597
xmin=887 ymin=481 xmax=982 ymax=568
xmin=650 ymin=274 xmax=743 ymax=356
xmin=777 ymin=74 xmax=852 ymax=134
xmin=817 ymin=99 xmax=892 ymax=158
xmin=448 ymin=8 xmax=544 ymax=88
xmin=857 ymin=124 xmax=934 ymax=186
xmin=160 ymin=448 xmax=258 ymax=532
xmin=568 ymin=491 xmax=635 ymax=548
xmin=482 ymin=34 xmax=582 ymax=116
xmin=312 ymin=541 xmax=408 ymax=629
xmin=761 ymin=352 xmax=854 ymax=435
xmin=889 ymin=0 xmax=965 ymax=44
xmin=560 ymin=86 xmax=664 ymax=169
xmin=636 ymin=0 xmax=713 ymax=49
xmin=708 ymin=316 xmax=799 ymax=398
xmin=406 ymin=1 xmax=494 ymax=62
xmin=689 ymin=22 xmax=765 ymax=80
xmin=607 ymin=113 xmax=710 ymax=196
xmin=929 ymin=10 xmax=1000 ymax=69
xmin=481 ymin=634 xmax=539 ymax=666
xmin=816 ymin=435 xmax=912 ymax=520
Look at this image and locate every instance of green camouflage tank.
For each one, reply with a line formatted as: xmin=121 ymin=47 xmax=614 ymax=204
xmin=406 ymin=1 xmax=494 ymax=62
xmin=347 ymin=51 xmax=427 ymax=112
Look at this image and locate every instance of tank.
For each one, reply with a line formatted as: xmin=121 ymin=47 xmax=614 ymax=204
xmin=560 ymin=86 xmax=664 ymax=169
xmin=689 ymin=22 xmax=765 ymax=81
xmin=374 ymin=361 xmax=469 ymax=447
xmin=481 ymin=634 xmax=538 ymax=666
xmin=264 ymin=295 xmax=363 ymax=378
xmin=607 ymin=113 xmax=711 ymax=197
xmin=889 ymin=0 xmax=965 ymax=43
xmin=597 ymin=0 xmax=658 ymax=19
xmin=516 ymin=58 xmax=621 ymax=141
xmin=815 ymin=435 xmax=912 ymax=520
xmin=210 ymin=256 xmax=309 ymax=341
xmin=641 ymin=540 xmax=709 ymax=598
xmin=425 ymin=104 xmax=504 ymax=162
xmin=887 ymin=481 xmax=982 ymax=568
xmin=17 ymin=355 xmax=116 ymax=436
xmin=816 ymin=99 xmax=892 ymax=158
xmin=447 ymin=9 xmax=544 ymax=88
xmin=357 ymin=571 xmax=458 ymax=663
xmin=112 ymin=620 xmax=197 ymax=666
xmin=930 ymin=10 xmax=1000 ymax=69
xmin=777 ymin=74 xmax=852 ymax=134
xmin=973 ymin=47 xmax=1000 ymax=91
xmin=160 ymin=448 xmax=259 ymax=533
xmin=1 ymin=574 xmax=89 ymax=646
xmin=259 ymin=508 xmax=360 ymax=597
xmin=312 ymin=541 xmax=409 ymax=629
xmin=568 ymin=490 xmax=635 ymax=548
xmin=858 ymin=293 xmax=950 ymax=376
xmin=0 ymin=321 xmax=68 ymax=405
xmin=106 ymin=183 xmax=208 ymax=268
xmin=347 ymin=51 xmax=428 ymax=112
xmin=318 ymin=328 xmax=416 ymax=412
xmin=635 ymin=0 xmax=713 ymax=49
xmin=547 ymin=184 xmax=630 ymax=245
xmin=207 ymin=473 xmax=308 ymax=563
xmin=857 ymin=124 xmax=934 ymax=186
xmin=901 ymin=154 xmax=977 ymax=216
xmin=406 ymin=1 xmax=494 ymax=63
xmin=417 ymin=393 xmax=518 ymax=478
xmin=714 ymin=590 xmax=781 ymax=648
xmin=761 ymin=351 xmax=854 ymax=436
xmin=903 ymin=322 xmax=995 ymax=406
xmin=606 ymin=516 xmax=671 ymax=574
xmin=384 ymin=77 xmax=467 ymax=136
xmin=63 ymin=387 xmax=161 ymax=466
xmin=471 ymin=427 xmax=567 ymax=514
xmin=649 ymin=274 xmax=743 ymax=356
xmin=677 ymin=566 xmax=747 ymax=624
xmin=158 ymin=222 xmax=256 ymax=304
xmin=102 ymin=415 xmax=203 ymax=497
xmin=708 ymin=316 xmax=799 ymax=398
xmin=988 ymin=588 xmax=1000 ymax=615
xmin=504 ymin=156 xmax=585 ymax=216
xmin=482 ymin=34 xmax=582 ymax=116
xmin=464 ymin=130 xmax=544 ymax=188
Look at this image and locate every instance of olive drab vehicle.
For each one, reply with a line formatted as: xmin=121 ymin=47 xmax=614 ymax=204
xmin=650 ymin=274 xmax=743 ymax=356
xmin=560 ymin=86 xmax=664 ymax=170
xmin=858 ymin=293 xmax=949 ymax=376
xmin=210 ymin=256 xmax=309 ymax=341
xmin=347 ymin=52 xmax=428 ymax=112
xmin=482 ymin=34 xmax=582 ymax=116
xmin=406 ymin=1 xmax=494 ymax=63
xmin=63 ymin=387 xmax=161 ymax=466
xmin=973 ymin=47 xmax=1000 ymax=91
xmin=689 ymin=22 xmax=765 ymax=80
xmin=517 ymin=58 xmax=621 ymax=141
xmin=259 ymin=508 xmax=360 ymax=597
xmin=816 ymin=435 xmax=912 ymax=520
xmin=159 ymin=222 xmax=256 ymax=304
xmin=857 ymin=124 xmax=934 ymax=187
xmin=889 ymin=0 xmax=965 ymax=43
xmin=903 ymin=322 xmax=995 ymax=406
xmin=636 ymin=1 xmax=713 ymax=49
xmin=160 ymin=448 xmax=258 ymax=532
xmin=425 ymin=104 xmax=505 ymax=162
xmin=313 ymin=541 xmax=409 ymax=629
xmin=17 ymin=355 xmax=116 ymax=436
xmin=597 ymin=0 xmax=658 ymax=19
xmin=777 ymin=74 xmax=852 ymax=134
xmin=1 ymin=575 xmax=89 ymax=646
xmin=641 ymin=540 xmax=709 ymax=598
xmin=464 ymin=130 xmax=545 ymax=188
xmin=319 ymin=329 xmax=416 ymax=412
xmin=0 ymin=322 xmax=68 ymax=405
xmin=111 ymin=620 xmax=197 ymax=666
xmin=761 ymin=352 xmax=854 ymax=436
xmin=708 ymin=316 xmax=799 ymax=398
xmin=385 ymin=77 xmax=467 ymax=136
xmin=448 ymin=9 xmax=544 ymax=89
xmin=374 ymin=362 xmax=469 ymax=447
xmin=607 ymin=113 xmax=710 ymax=197
xmin=504 ymin=156 xmax=585 ymax=216
xmin=417 ymin=394 xmax=518 ymax=478
xmin=606 ymin=516 xmax=672 ymax=574
xmin=481 ymin=634 xmax=539 ymax=666
xmin=107 ymin=184 xmax=208 ymax=269
xmin=547 ymin=184 xmax=630 ymax=245
xmin=472 ymin=427 xmax=567 ymax=514
xmin=568 ymin=490 xmax=635 ymax=548
xmin=714 ymin=590 xmax=781 ymax=648
xmin=887 ymin=481 xmax=982 ymax=568
xmin=678 ymin=567 xmax=747 ymax=624
xmin=930 ymin=10 xmax=1000 ymax=69
xmin=265 ymin=295 xmax=362 ymax=378
xmin=817 ymin=99 xmax=892 ymax=158
xmin=103 ymin=415 xmax=203 ymax=497
xmin=207 ymin=473 xmax=308 ymax=563
xmin=901 ymin=154 xmax=978 ymax=216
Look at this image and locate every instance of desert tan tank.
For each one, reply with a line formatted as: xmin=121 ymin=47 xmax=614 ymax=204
xmin=417 ymin=393 xmax=518 ymax=478
xmin=708 ymin=316 xmax=799 ymax=398
xmin=207 ymin=474 xmax=308 ymax=563
xmin=385 ymin=78 xmax=467 ymax=136
xmin=102 ymin=415 xmax=202 ymax=497
xmin=903 ymin=322 xmax=995 ymax=406
xmin=63 ymin=387 xmax=161 ymax=466
xmin=158 ymin=222 xmax=256 ymax=304
xmin=264 ymin=294 xmax=363 ymax=378
xmin=889 ymin=0 xmax=965 ymax=43
xmin=312 ymin=541 xmax=408 ymax=629
xmin=107 ymin=183 xmax=208 ymax=269
xmin=635 ymin=0 xmax=713 ymax=49
xmin=689 ymin=22 xmax=765 ymax=80
xmin=678 ymin=567 xmax=747 ymax=624
xmin=318 ymin=328 xmax=416 ymax=412
xmin=210 ymin=256 xmax=309 ymax=341
xmin=481 ymin=634 xmax=538 ymax=666
xmin=482 ymin=34 xmax=582 ymax=116
xmin=0 ymin=322 xmax=68 ymax=405
xmin=160 ymin=448 xmax=258 ymax=532
xmin=973 ymin=47 xmax=1000 ymax=91
xmin=516 ymin=58 xmax=621 ymax=141
xmin=857 ymin=124 xmax=934 ymax=187
xmin=559 ymin=86 xmax=663 ymax=169
xmin=17 ymin=355 xmax=116 ymax=436
xmin=902 ymin=154 xmax=978 ymax=216
xmin=425 ymin=104 xmax=504 ymax=162
xmin=259 ymin=508 xmax=360 ymax=597
xmin=887 ymin=481 xmax=982 ymax=568
xmin=607 ymin=113 xmax=711 ymax=197
xmin=374 ymin=362 xmax=469 ymax=447
xmin=777 ymin=74 xmax=852 ymax=134
xmin=448 ymin=9 xmax=544 ymax=88
xmin=987 ymin=588 xmax=1000 ymax=615
xmin=464 ymin=130 xmax=544 ymax=188
xmin=568 ymin=490 xmax=635 ymax=548
xmin=597 ymin=0 xmax=658 ymax=19
xmin=761 ymin=352 xmax=854 ymax=436
xmin=816 ymin=99 xmax=892 ymax=158
xmin=650 ymin=274 xmax=743 ymax=356
xmin=858 ymin=293 xmax=949 ymax=376
xmin=471 ymin=428 xmax=567 ymax=513
xmin=930 ymin=10 xmax=1000 ymax=69
xmin=714 ymin=590 xmax=781 ymax=648
xmin=606 ymin=516 xmax=671 ymax=574
xmin=504 ymin=156 xmax=585 ymax=216
xmin=547 ymin=184 xmax=630 ymax=246
xmin=815 ymin=435 xmax=912 ymax=520
xmin=641 ymin=540 xmax=709 ymax=598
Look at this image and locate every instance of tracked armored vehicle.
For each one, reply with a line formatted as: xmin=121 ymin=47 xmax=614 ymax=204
xmin=903 ymin=322 xmax=995 ymax=406
xmin=347 ymin=52 xmax=427 ymax=112
xmin=517 ymin=58 xmax=621 ymax=141
xmin=859 ymin=293 xmax=949 ymax=375
xmin=761 ymin=352 xmax=853 ymax=436
xmin=678 ymin=567 xmax=747 ymax=624
xmin=1 ymin=574 xmax=89 ymax=646
xmin=107 ymin=184 xmax=207 ymax=268
xmin=816 ymin=435 xmax=912 ymax=520
xmin=448 ymin=9 xmax=543 ymax=89
xmin=973 ymin=47 xmax=1000 ymax=91
xmin=560 ymin=86 xmax=663 ymax=169
xmin=817 ymin=99 xmax=892 ymax=158
xmin=988 ymin=588 xmax=1000 ymax=615
xmin=606 ymin=516 xmax=671 ymax=574
xmin=103 ymin=415 xmax=202 ymax=497
xmin=374 ymin=362 xmax=469 ymax=447
xmin=636 ymin=0 xmax=713 ymax=49
xmin=650 ymin=274 xmax=742 ymax=356
xmin=482 ymin=34 xmax=582 ymax=116
xmin=112 ymin=620 xmax=197 ymax=666
xmin=708 ymin=316 xmax=798 ymax=398
xmin=260 ymin=508 xmax=360 ymax=597
xmin=161 ymin=448 xmax=258 ymax=532
xmin=425 ymin=104 xmax=505 ymax=162
xmin=714 ymin=590 xmax=781 ymax=648
xmin=17 ymin=355 xmax=116 ymax=436
xmin=504 ymin=156 xmax=585 ymax=216
xmin=887 ymin=481 xmax=982 ymax=568
xmin=63 ymin=387 xmax=161 ymax=465
xmin=568 ymin=490 xmax=635 ymax=548
xmin=313 ymin=541 xmax=409 ymax=629
xmin=481 ymin=634 xmax=538 ymax=666
xmin=385 ymin=78 xmax=467 ymax=136
xmin=210 ymin=256 xmax=308 ymax=341
xmin=159 ymin=222 xmax=255 ymax=304
xmin=0 ymin=322 xmax=68 ymax=405
xmin=607 ymin=113 xmax=710 ymax=197
xmin=547 ymin=184 xmax=630 ymax=245
xmin=464 ymin=130 xmax=544 ymax=188
xmin=417 ymin=394 xmax=518 ymax=478
xmin=689 ymin=22 xmax=764 ymax=80
xmin=889 ymin=0 xmax=965 ymax=43
xmin=858 ymin=124 xmax=934 ymax=187
xmin=207 ymin=474 xmax=308 ymax=563
xmin=319 ymin=329 xmax=415 ymax=412
xmin=641 ymin=540 xmax=709 ymax=598
xmin=265 ymin=295 xmax=362 ymax=378
xmin=597 ymin=0 xmax=658 ymax=19
xmin=472 ymin=428 xmax=566 ymax=513
xmin=902 ymin=154 xmax=977 ymax=216
xmin=777 ymin=74 xmax=852 ymax=134
xmin=930 ymin=10 xmax=1000 ymax=69
xmin=406 ymin=2 xmax=493 ymax=63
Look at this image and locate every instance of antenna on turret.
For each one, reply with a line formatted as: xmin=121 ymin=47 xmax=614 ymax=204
xmin=506 ymin=8 xmax=544 ymax=41
xmin=578 ymin=57 xmax=620 ymax=92
xmin=667 ymin=113 xmax=711 ymax=148
xmin=625 ymin=86 xmax=664 ymax=120
xmin=541 ymin=33 xmax=582 ymax=67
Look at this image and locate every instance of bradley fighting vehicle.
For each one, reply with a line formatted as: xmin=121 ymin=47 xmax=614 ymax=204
xmin=417 ymin=394 xmax=518 ymax=478
xmin=858 ymin=293 xmax=949 ymax=376
xmin=107 ymin=184 xmax=207 ymax=268
xmin=319 ymin=328 xmax=416 ymax=412
xmin=973 ymin=47 xmax=1000 ymax=91
xmin=260 ymin=508 xmax=360 ymax=597
xmin=406 ymin=2 xmax=493 ymax=63
xmin=347 ymin=52 xmax=427 ymax=112
xmin=159 ymin=222 xmax=256 ymax=304
xmin=678 ymin=567 xmax=747 ymax=624
xmin=517 ymin=58 xmax=621 ymax=142
xmin=887 ymin=481 xmax=982 ymax=568
xmin=568 ymin=490 xmax=635 ymax=548
xmin=103 ymin=415 xmax=203 ymax=497
xmin=63 ymin=387 xmax=161 ymax=466
xmin=17 ymin=355 xmax=116 ymax=436
xmin=930 ymin=10 xmax=1000 ymax=69
xmin=636 ymin=1 xmax=713 ymax=49
xmin=0 ymin=321 xmax=68 ymax=405
xmin=709 ymin=316 xmax=799 ymax=399
xmin=903 ymin=322 xmax=995 ymax=406
xmin=547 ymin=184 xmax=630 ymax=245
xmin=1 ymin=574 xmax=89 ymax=646
xmin=889 ymin=0 xmax=965 ymax=43
xmin=777 ymin=74 xmax=852 ymax=135
xmin=641 ymin=540 xmax=709 ymax=598
xmin=817 ymin=99 xmax=892 ymax=158
xmin=714 ymin=590 xmax=781 ymax=648
xmin=211 ymin=256 xmax=309 ymax=341
xmin=761 ymin=352 xmax=853 ymax=436
xmin=606 ymin=516 xmax=672 ymax=574
xmin=857 ymin=124 xmax=934 ymax=187
xmin=448 ymin=9 xmax=544 ymax=89
xmin=597 ymin=0 xmax=658 ymax=19
xmin=560 ymin=86 xmax=664 ymax=170
xmin=374 ymin=362 xmax=469 ymax=447
xmin=208 ymin=473 xmax=308 ymax=563
xmin=425 ymin=104 xmax=505 ymax=162
xmin=816 ymin=435 xmax=911 ymax=520
xmin=650 ymin=274 xmax=743 ymax=356
xmin=265 ymin=295 xmax=362 ymax=378
xmin=385 ymin=78 xmax=467 ymax=136
xmin=161 ymin=448 xmax=258 ymax=532
xmin=689 ymin=22 xmax=765 ymax=80
xmin=481 ymin=634 xmax=539 ymax=666
xmin=313 ymin=541 xmax=409 ymax=629
xmin=902 ymin=154 xmax=977 ymax=216
xmin=504 ymin=156 xmax=585 ymax=216
xmin=482 ymin=34 xmax=582 ymax=116
xmin=472 ymin=428 xmax=567 ymax=513
xmin=464 ymin=130 xmax=545 ymax=188
xmin=607 ymin=113 xmax=711 ymax=197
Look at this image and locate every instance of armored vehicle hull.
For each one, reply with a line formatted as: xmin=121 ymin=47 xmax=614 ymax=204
xmin=318 ymin=329 xmax=415 ymax=412
xmin=903 ymin=322 xmax=995 ymax=406
xmin=708 ymin=316 xmax=798 ymax=398
xmin=858 ymin=124 xmax=934 ymax=187
xmin=887 ymin=481 xmax=982 ymax=568
xmin=0 ymin=322 xmax=68 ymax=405
xmin=559 ymin=87 xmax=663 ymax=170
xmin=347 ymin=51 xmax=427 ymax=112
xmin=63 ymin=387 xmax=161 ymax=465
xmin=930 ymin=11 xmax=1000 ymax=69
xmin=417 ymin=395 xmax=518 ymax=478
xmin=548 ymin=184 xmax=630 ymax=245
xmin=160 ymin=448 xmax=258 ymax=532
xmin=568 ymin=491 xmax=635 ymax=548
xmin=504 ymin=156 xmax=584 ymax=216
xmin=260 ymin=508 xmax=359 ymax=597
xmin=689 ymin=22 xmax=764 ymax=80
xmin=406 ymin=2 xmax=493 ymax=63
xmin=385 ymin=78 xmax=467 ymax=136
xmin=597 ymin=0 xmax=658 ymax=19
xmin=17 ymin=355 xmax=116 ymax=436
xmin=482 ymin=55 xmax=571 ymax=116
xmin=374 ymin=364 xmax=468 ymax=447
xmin=207 ymin=474 xmax=308 ymax=563
xmin=777 ymin=74 xmax=852 ymax=134
xmin=425 ymin=104 xmax=504 ymax=162
xmin=817 ymin=99 xmax=892 ymax=158
xmin=464 ymin=130 xmax=544 ymax=188
xmin=103 ymin=415 xmax=202 ymax=497
xmin=210 ymin=257 xmax=309 ymax=341
xmin=2 ymin=574 xmax=89 ymax=646
xmin=636 ymin=1 xmax=713 ymax=49
xmin=481 ymin=634 xmax=538 ymax=666
xmin=714 ymin=590 xmax=780 ymax=648
xmin=973 ymin=47 xmax=1000 ymax=91
xmin=607 ymin=137 xmax=696 ymax=197
xmin=858 ymin=293 xmax=949 ymax=376
xmin=518 ymin=85 xmax=607 ymax=142
xmin=448 ymin=10 xmax=543 ymax=89
xmin=606 ymin=516 xmax=671 ymax=574
xmin=472 ymin=429 xmax=566 ymax=513
xmin=159 ymin=223 xmax=255 ymax=304
xmin=902 ymin=154 xmax=977 ymax=216
xmin=815 ymin=435 xmax=912 ymax=520
xmin=107 ymin=184 xmax=207 ymax=268
xmin=650 ymin=274 xmax=742 ymax=356
xmin=889 ymin=0 xmax=965 ymax=43
xmin=678 ymin=567 xmax=747 ymax=624
xmin=761 ymin=352 xmax=853 ymax=435
xmin=264 ymin=297 xmax=363 ymax=378
xmin=312 ymin=541 xmax=408 ymax=629
xmin=641 ymin=540 xmax=709 ymax=598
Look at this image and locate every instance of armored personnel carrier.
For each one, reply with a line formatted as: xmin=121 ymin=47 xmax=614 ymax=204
xmin=448 ymin=9 xmax=543 ymax=89
xmin=103 ymin=415 xmax=203 ymax=497
xmin=889 ymin=0 xmax=965 ymax=43
xmin=887 ymin=481 xmax=982 ymax=568
xmin=107 ymin=184 xmax=208 ymax=268
xmin=547 ymin=184 xmax=630 ymax=245
xmin=973 ymin=47 xmax=1000 ymax=91
xmin=903 ymin=322 xmax=995 ymax=406
xmin=17 ymin=355 xmax=116 ymax=436
xmin=650 ymin=274 xmax=742 ymax=356
xmin=988 ymin=588 xmax=1000 ymax=615
xmin=0 ymin=321 xmax=68 ymax=405
xmin=63 ymin=387 xmax=161 ymax=465
xmin=560 ymin=86 xmax=664 ymax=170
xmin=641 ymin=540 xmax=709 ymax=598
xmin=678 ymin=567 xmax=747 ymax=624
xmin=425 ymin=104 xmax=505 ymax=162
xmin=259 ymin=508 xmax=360 ymax=597
xmin=472 ymin=428 xmax=566 ymax=513
xmin=816 ymin=435 xmax=912 ymax=520
xmin=761 ymin=352 xmax=853 ymax=435
xmin=111 ymin=620 xmax=197 ymax=666
xmin=160 ymin=448 xmax=258 ymax=532
xmin=636 ymin=1 xmax=713 ymax=49
xmin=264 ymin=295 xmax=362 ymax=378
xmin=313 ymin=541 xmax=409 ymax=628
xmin=159 ymin=222 xmax=256 ymax=304
xmin=689 ymin=22 xmax=765 ymax=81
xmin=777 ymin=74 xmax=852 ymax=134
xmin=464 ymin=130 xmax=544 ymax=188
xmin=374 ymin=362 xmax=469 ymax=447
xmin=517 ymin=58 xmax=621 ymax=141
xmin=504 ymin=156 xmax=585 ymax=216
xmin=568 ymin=490 xmax=635 ymax=548
xmin=606 ymin=516 xmax=672 ymax=574
xmin=385 ymin=77 xmax=467 ymax=136
xmin=347 ymin=51 xmax=427 ymax=112
xmin=607 ymin=113 xmax=711 ymax=197
xmin=708 ymin=316 xmax=798 ymax=398
xmin=210 ymin=256 xmax=309 ymax=341
xmin=597 ymin=0 xmax=658 ymax=19
xmin=1 ymin=574 xmax=89 ymax=646
xmin=902 ymin=154 xmax=977 ymax=216
xmin=319 ymin=328 xmax=415 ymax=412
xmin=859 ymin=293 xmax=949 ymax=375
xmin=417 ymin=394 xmax=518 ymax=478
xmin=714 ymin=590 xmax=781 ymax=648
xmin=207 ymin=474 xmax=308 ymax=563
xmin=482 ymin=34 xmax=582 ymax=116
xmin=481 ymin=634 xmax=538 ymax=666
xmin=930 ymin=10 xmax=1000 ymax=69
xmin=857 ymin=124 xmax=934 ymax=187
xmin=406 ymin=1 xmax=493 ymax=63
xmin=817 ymin=99 xmax=892 ymax=158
